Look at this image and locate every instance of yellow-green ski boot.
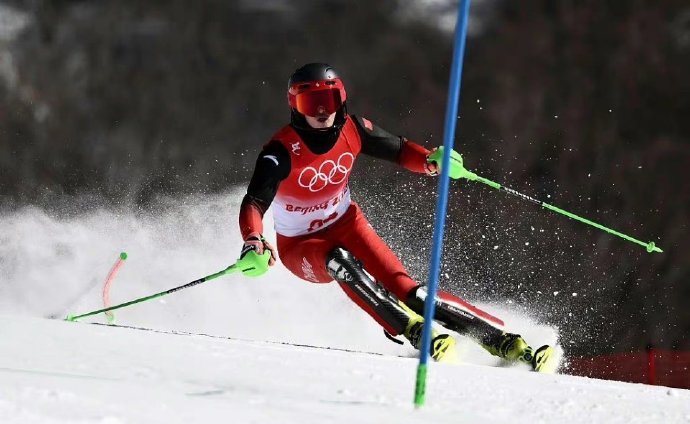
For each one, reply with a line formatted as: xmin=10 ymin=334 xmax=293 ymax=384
xmin=483 ymin=332 xmax=530 ymax=361
xmin=405 ymin=319 xmax=456 ymax=362
xmin=483 ymin=332 xmax=557 ymax=373
xmin=401 ymin=303 xmax=456 ymax=362
xmin=532 ymin=345 xmax=558 ymax=373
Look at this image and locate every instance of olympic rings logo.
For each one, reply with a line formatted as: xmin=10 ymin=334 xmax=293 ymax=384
xmin=298 ymin=152 xmax=354 ymax=192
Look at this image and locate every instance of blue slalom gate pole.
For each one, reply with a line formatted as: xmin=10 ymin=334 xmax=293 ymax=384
xmin=414 ymin=0 xmax=472 ymax=407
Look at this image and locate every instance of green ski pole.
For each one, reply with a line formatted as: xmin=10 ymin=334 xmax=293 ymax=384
xmin=65 ymin=264 xmax=239 ymax=322
xmin=442 ymin=149 xmax=663 ymax=253
xmin=65 ymin=248 xmax=273 ymax=322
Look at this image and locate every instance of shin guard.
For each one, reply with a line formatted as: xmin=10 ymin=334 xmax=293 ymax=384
xmin=326 ymin=248 xmax=411 ymax=336
xmin=406 ymin=285 xmax=504 ymax=341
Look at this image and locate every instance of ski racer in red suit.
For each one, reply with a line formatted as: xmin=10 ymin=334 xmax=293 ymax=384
xmin=238 ymin=63 xmax=555 ymax=371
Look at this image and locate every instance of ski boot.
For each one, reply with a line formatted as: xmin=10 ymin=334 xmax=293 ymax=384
xmin=532 ymin=345 xmax=558 ymax=373
xmin=401 ymin=303 xmax=456 ymax=362
xmin=482 ymin=332 xmax=557 ymax=373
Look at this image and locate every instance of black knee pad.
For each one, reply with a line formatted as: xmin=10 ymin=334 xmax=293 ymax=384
xmin=405 ymin=285 xmax=426 ymax=315
xmin=325 ymin=247 xmax=409 ymax=335
xmin=406 ymin=285 xmax=500 ymax=341
xmin=326 ymin=247 xmax=361 ymax=284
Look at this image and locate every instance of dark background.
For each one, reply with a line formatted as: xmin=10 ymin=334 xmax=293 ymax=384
xmin=0 ymin=0 xmax=688 ymax=357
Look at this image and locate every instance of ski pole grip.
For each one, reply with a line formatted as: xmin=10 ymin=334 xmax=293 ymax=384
xmin=237 ymin=250 xmax=272 ymax=277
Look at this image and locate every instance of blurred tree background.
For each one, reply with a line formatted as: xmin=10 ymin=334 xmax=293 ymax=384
xmin=0 ymin=0 xmax=688 ymax=359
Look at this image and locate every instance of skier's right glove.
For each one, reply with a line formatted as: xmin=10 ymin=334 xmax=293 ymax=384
xmin=237 ymin=234 xmax=276 ymax=277
xmin=426 ymin=146 xmax=464 ymax=179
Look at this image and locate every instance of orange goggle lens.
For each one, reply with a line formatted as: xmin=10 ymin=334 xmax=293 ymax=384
xmin=294 ymin=89 xmax=343 ymax=116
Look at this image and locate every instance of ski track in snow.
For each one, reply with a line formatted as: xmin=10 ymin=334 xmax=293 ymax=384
xmin=1 ymin=315 xmax=689 ymax=424
xmin=1 ymin=190 xmax=688 ymax=422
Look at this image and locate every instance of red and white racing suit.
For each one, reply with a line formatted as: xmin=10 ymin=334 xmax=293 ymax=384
xmin=239 ymin=115 xmax=431 ymax=302
xmin=239 ymin=114 xmax=505 ymax=338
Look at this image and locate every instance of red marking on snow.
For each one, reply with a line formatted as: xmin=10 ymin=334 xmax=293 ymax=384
xmin=362 ymin=117 xmax=373 ymax=131
xmin=438 ymin=291 xmax=505 ymax=327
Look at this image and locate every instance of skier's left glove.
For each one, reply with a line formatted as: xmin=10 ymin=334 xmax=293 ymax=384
xmin=426 ymin=146 xmax=464 ymax=179
xmin=237 ymin=233 xmax=276 ymax=277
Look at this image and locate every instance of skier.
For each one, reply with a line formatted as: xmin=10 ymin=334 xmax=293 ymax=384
xmin=237 ymin=63 xmax=555 ymax=371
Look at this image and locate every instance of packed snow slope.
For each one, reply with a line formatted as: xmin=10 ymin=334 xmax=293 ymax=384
xmin=2 ymin=190 xmax=689 ymax=422
xmin=2 ymin=315 xmax=690 ymax=424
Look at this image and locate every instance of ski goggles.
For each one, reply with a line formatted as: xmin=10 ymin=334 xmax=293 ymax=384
xmin=288 ymin=79 xmax=347 ymax=116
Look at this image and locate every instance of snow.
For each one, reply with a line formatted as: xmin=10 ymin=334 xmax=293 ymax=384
xmin=1 ymin=190 xmax=689 ymax=422
xmin=1 ymin=315 xmax=689 ymax=423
